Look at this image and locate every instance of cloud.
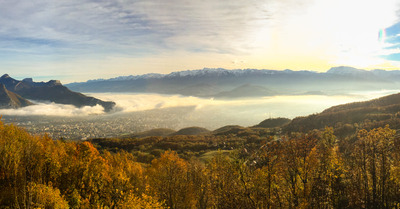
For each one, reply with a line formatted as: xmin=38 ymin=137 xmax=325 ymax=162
xmin=1 ymin=0 xmax=400 ymax=81
xmin=88 ymin=92 xmax=393 ymax=119
xmin=0 ymin=0 xmax=269 ymax=55
xmin=0 ymin=102 xmax=105 ymax=117
xmin=1 ymin=90 xmax=398 ymax=121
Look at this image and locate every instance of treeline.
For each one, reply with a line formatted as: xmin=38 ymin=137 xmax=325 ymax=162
xmin=2 ymin=121 xmax=400 ymax=208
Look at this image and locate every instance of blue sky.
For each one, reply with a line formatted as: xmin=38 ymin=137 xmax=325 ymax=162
xmin=383 ymin=22 xmax=400 ymax=61
xmin=1 ymin=0 xmax=400 ymax=83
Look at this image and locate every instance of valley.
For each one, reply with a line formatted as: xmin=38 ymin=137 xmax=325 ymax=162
xmin=0 ymin=90 xmax=396 ymax=140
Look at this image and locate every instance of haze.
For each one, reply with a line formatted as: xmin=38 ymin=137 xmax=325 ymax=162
xmin=1 ymin=90 xmax=397 ymax=122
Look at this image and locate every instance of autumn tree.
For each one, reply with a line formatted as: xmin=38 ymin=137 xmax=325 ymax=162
xmin=350 ymin=125 xmax=397 ymax=208
xmin=147 ymin=150 xmax=194 ymax=209
xmin=251 ymin=140 xmax=285 ymax=208
xmin=309 ymin=127 xmax=348 ymax=208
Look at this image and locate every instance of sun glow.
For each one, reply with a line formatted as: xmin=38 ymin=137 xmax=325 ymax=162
xmin=246 ymin=0 xmax=400 ymax=71
xmin=0 ymin=0 xmax=399 ymax=80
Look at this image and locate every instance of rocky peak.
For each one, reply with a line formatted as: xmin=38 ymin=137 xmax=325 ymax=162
xmin=22 ymin=78 xmax=33 ymax=83
xmin=1 ymin=74 xmax=10 ymax=79
xmin=47 ymin=80 xmax=62 ymax=86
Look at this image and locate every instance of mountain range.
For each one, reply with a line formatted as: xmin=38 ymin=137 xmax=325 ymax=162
xmin=0 ymin=74 xmax=115 ymax=111
xmin=66 ymin=66 xmax=400 ymax=98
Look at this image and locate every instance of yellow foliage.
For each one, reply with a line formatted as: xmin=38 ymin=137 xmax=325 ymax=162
xmin=116 ymin=191 xmax=165 ymax=209
xmin=28 ymin=182 xmax=69 ymax=209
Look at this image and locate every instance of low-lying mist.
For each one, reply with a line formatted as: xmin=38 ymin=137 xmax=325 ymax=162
xmin=94 ymin=90 xmax=398 ymax=118
xmin=2 ymin=90 xmax=399 ymax=120
xmin=1 ymin=90 xmax=398 ymax=139
xmin=0 ymin=102 xmax=105 ymax=116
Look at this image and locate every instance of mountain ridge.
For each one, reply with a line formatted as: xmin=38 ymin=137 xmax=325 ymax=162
xmin=0 ymin=74 xmax=116 ymax=111
xmin=66 ymin=66 xmax=400 ymax=98
xmin=282 ymin=92 xmax=400 ymax=136
xmin=0 ymin=84 xmax=33 ymax=108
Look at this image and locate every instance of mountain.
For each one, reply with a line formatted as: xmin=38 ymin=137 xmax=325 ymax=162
xmin=170 ymin=127 xmax=211 ymax=136
xmin=0 ymin=84 xmax=33 ymax=108
xmin=66 ymin=67 xmax=400 ymax=98
xmin=327 ymin=66 xmax=373 ymax=76
xmin=122 ymin=128 xmax=176 ymax=138
xmin=282 ymin=92 xmax=400 ymax=136
xmin=0 ymin=74 xmax=115 ymax=112
xmin=214 ymin=84 xmax=277 ymax=98
xmin=254 ymin=117 xmax=291 ymax=128
xmin=176 ymin=83 xmax=222 ymax=97
xmin=212 ymin=125 xmax=244 ymax=135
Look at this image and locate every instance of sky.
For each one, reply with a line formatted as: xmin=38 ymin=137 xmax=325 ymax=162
xmin=1 ymin=0 xmax=400 ymax=83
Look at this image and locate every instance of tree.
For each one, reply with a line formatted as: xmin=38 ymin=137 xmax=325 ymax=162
xmin=27 ymin=182 xmax=69 ymax=209
xmin=147 ymin=151 xmax=194 ymax=209
xmin=351 ymin=125 xmax=396 ymax=208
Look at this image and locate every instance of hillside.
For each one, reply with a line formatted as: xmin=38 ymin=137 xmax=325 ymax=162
xmin=283 ymin=92 xmax=400 ymax=136
xmin=170 ymin=127 xmax=211 ymax=136
xmin=214 ymin=84 xmax=277 ymax=98
xmin=0 ymin=84 xmax=33 ymax=108
xmin=122 ymin=128 xmax=176 ymax=138
xmin=254 ymin=117 xmax=291 ymax=128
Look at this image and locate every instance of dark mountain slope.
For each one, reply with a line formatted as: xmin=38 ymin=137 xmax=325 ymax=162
xmin=322 ymin=93 xmax=400 ymax=114
xmin=0 ymin=84 xmax=33 ymax=108
xmin=0 ymin=74 xmax=115 ymax=111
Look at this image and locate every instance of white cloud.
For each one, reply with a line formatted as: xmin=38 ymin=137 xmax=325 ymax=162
xmin=89 ymin=92 xmax=389 ymax=119
xmin=0 ymin=102 xmax=105 ymax=117
xmin=0 ymin=0 xmax=400 ymax=80
xmin=1 ymin=91 xmax=399 ymax=122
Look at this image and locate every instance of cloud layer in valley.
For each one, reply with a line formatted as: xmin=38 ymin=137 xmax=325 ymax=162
xmin=0 ymin=102 xmax=104 ymax=117
xmin=1 ymin=90 xmax=399 ymax=123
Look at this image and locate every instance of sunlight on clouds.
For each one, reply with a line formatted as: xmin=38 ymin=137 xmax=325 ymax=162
xmin=0 ymin=0 xmax=399 ymax=80
xmin=250 ymin=0 xmax=400 ymax=70
xmin=312 ymin=0 xmax=398 ymax=68
xmin=88 ymin=92 xmax=390 ymax=119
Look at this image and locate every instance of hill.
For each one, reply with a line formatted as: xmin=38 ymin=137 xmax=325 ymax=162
xmin=123 ymin=128 xmax=176 ymax=138
xmin=283 ymin=92 xmax=400 ymax=136
xmin=254 ymin=117 xmax=291 ymax=128
xmin=212 ymin=125 xmax=244 ymax=135
xmin=0 ymin=74 xmax=115 ymax=111
xmin=170 ymin=127 xmax=211 ymax=136
xmin=213 ymin=84 xmax=277 ymax=98
xmin=0 ymin=84 xmax=33 ymax=108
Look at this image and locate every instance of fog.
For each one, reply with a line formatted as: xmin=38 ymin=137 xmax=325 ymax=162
xmin=1 ymin=90 xmax=398 ymax=139
xmin=1 ymin=90 xmax=398 ymax=121
xmin=93 ymin=90 xmax=397 ymax=119
xmin=0 ymin=102 xmax=104 ymax=116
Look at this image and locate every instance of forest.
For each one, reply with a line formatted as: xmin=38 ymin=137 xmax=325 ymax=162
xmin=2 ymin=119 xmax=400 ymax=209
